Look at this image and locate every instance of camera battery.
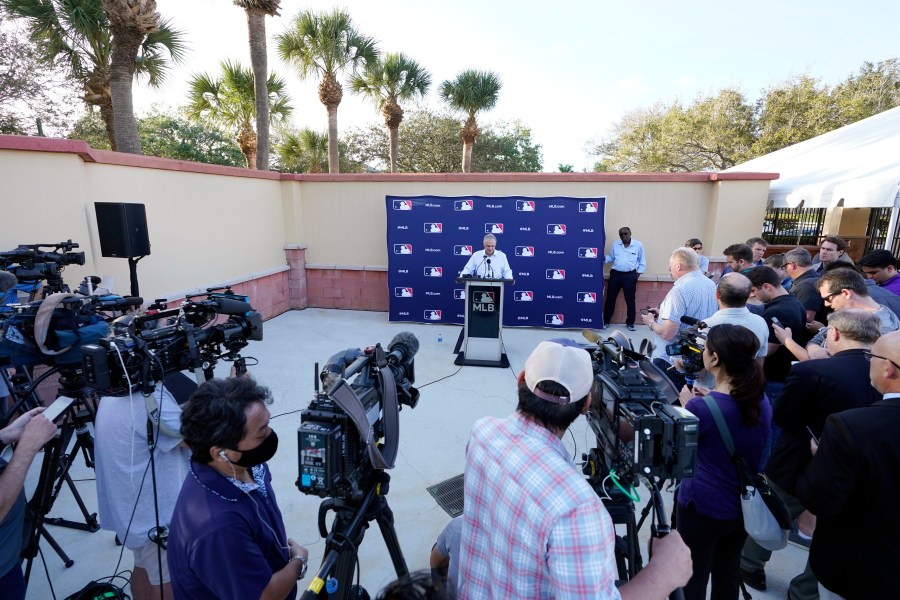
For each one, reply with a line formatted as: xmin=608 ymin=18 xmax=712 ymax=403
xmin=297 ymin=420 xmax=343 ymax=497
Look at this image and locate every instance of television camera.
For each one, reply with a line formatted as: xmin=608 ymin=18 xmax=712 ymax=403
xmin=81 ymin=288 xmax=263 ymax=394
xmin=0 ymin=240 xmax=86 ymax=297
xmin=580 ymin=329 xmax=697 ymax=591
xmin=296 ymin=332 xmax=420 ymax=600
xmin=663 ymin=316 xmax=709 ymax=384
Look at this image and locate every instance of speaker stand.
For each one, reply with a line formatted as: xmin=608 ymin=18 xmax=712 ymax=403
xmin=128 ymin=256 xmax=144 ymax=297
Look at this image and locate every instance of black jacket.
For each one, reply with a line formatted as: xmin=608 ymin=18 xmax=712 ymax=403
xmin=767 ymin=349 xmax=880 ymax=495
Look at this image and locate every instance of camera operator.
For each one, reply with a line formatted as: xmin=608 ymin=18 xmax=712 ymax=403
xmin=677 ymin=324 xmax=771 ymax=600
xmin=458 ymin=339 xmax=691 ymax=600
xmin=0 ymin=407 xmax=57 ymax=599
xmin=94 ymin=375 xmax=192 ymax=600
xmin=167 ymin=377 xmax=308 ymax=600
xmin=460 ymin=234 xmax=513 ymax=279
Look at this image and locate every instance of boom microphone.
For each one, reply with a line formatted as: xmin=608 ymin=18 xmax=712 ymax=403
xmin=679 ymin=315 xmax=708 ymax=329
xmin=198 ymin=297 xmax=252 ymax=316
xmin=387 ymin=331 xmax=419 ymax=365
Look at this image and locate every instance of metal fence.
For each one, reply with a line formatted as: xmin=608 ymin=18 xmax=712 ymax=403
xmin=762 ymin=207 xmax=827 ymax=246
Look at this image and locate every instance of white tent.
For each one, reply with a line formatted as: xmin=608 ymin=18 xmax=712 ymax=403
xmin=726 ymin=106 xmax=900 ymax=210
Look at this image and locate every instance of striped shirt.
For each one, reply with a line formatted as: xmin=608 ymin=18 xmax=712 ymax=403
xmin=458 ymin=413 xmax=620 ymax=600
xmin=651 ymin=269 xmax=718 ymax=364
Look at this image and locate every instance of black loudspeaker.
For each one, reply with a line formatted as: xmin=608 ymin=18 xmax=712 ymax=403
xmin=94 ymin=202 xmax=151 ymax=258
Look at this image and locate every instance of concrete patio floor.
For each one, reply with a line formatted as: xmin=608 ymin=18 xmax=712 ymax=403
xmin=22 ymin=308 xmax=808 ymax=599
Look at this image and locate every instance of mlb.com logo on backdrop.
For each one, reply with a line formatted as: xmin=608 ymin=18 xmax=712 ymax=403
xmin=424 ymin=223 xmax=442 ymax=233
xmin=514 ymin=291 xmax=534 ymax=301
xmin=579 ymin=201 xmax=599 ymax=213
xmin=453 ymin=289 xmax=466 ymax=300
xmin=515 ymin=246 xmax=535 ymax=257
xmin=578 ymin=247 xmax=599 ymax=258
xmin=393 ymin=244 xmax=412 ymax=254
xmin=425 ymin=310 xmax=442 ymax=321
xmin=547 ymin=224 xmax=566 ymax=235
xmin=392 ymin=199 xmax=413 ymax=211
xmin=454 ymin=199 xmax=474 ymax=211
xmin=578 ymin=292 xmax=597 ymax=303
xmin=485 ymin=223 xmax=504 ymax=234
xmin=545 ymin=314 xmax=565 ymax=325
xmin=516 ymin=200 xmax=535 ymax=211
xmin=546 ymin=269 xmax=566 ymax=280
xmin=425 ymin=267 xmax=443 ymax=277
xmin=454 ymin=245 xmax=473 ymax=256
xmin=394 ymin=287 xmax=413 ymax=298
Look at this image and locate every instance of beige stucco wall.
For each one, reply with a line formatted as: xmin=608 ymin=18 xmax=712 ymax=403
xmin=0 ymin=138 xmax=776 ymax=301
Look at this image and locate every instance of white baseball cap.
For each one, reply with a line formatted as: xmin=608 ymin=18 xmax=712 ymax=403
xmin=524 ymin=339 xmax=593 ymax=404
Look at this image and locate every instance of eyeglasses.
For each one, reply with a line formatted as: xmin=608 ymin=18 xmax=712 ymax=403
xmin=821 ymin=290 xmax=842 ymax=304
xmin=863 ymin=350 xmax=900 ymax=370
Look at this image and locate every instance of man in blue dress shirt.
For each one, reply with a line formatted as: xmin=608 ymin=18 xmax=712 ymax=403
xmin=603 ymin=227 xmax=646 ymax=331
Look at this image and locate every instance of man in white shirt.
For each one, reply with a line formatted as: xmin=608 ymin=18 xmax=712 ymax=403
xmin=461 ymin=234 xmax=513 ymax=279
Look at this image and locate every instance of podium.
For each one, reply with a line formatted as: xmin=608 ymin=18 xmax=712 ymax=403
xmin=454 ymin=277 xmax=514 ymax=368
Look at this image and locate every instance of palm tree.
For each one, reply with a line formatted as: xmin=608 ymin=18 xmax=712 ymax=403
xmin=350 ymin=52 xmax=430 ymax=173
xmin=1 ymin=0 xmax=184 ymax=151
xmin=233 ymin=0 xmax=280 ymax=170
xmin=276 ymin=128 xmax=328 ymax=173
xmin=186 ymin=59 xmax=292 ymax=169
xmin=277 ymin=8 xmax=378 ymax=173
xmin=439 ymin=70 xmax=502 ymax=172
xmin=101 ymin=0 xmax=160 ymax=153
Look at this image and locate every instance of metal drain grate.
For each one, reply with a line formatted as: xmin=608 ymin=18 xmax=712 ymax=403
xmin=427 ymin=473 xmax=465 ymax=517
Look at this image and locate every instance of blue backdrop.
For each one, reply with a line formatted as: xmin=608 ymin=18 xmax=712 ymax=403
xmin=386 ymin=195 xmax=606 ymax=328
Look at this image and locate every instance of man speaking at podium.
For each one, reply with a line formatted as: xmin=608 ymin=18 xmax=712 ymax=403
xmin=461 ymin=234 xmax=513 ymax=279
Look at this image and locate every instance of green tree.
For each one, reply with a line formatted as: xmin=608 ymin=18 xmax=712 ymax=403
xmin=439 ymin=69 xmax=502 ymax=173
xmin=472 ymin=120 xmax=542 ymax=172
xmin=186 ymin=59 xmax=292 ymax=168
xmin=1 ymin=0 xmax=185 ymax=150
xmin=342 ymin=107 xmax=541 ymax=173
xmin=0 ymin=23 xmax=80 ymax=135
xmin=349 ymin=52 xmax=431 ymax=173
xmin=277 ymin=8 xmax=378 ymax=173
xmin=558 ymin=164 xmax=574 ymax=173
xmin=592 ymin=102 xmax=682 ymax=171
xmin=234 ymin=0 xmax=281 ymax=170
xmin=69 ymin=108 xmax=246 ymax=166
xmin=275 ymin=127 xmax=362 ymax=173
xmin=751 ymin=74 xmax=835 ymax=157
xmin=832 ymin=59 xmax=900 ymax=125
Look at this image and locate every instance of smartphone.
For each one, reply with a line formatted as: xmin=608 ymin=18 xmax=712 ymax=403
xmin=42 ymin=395 xmax=76 ymax=423
xmin=771 ymin=317 xmax=782 ymax=327
xmin=806 ymin=426 xmax=819 ymax=444
xmin=640 ymin=308 xmax=649 ymax=316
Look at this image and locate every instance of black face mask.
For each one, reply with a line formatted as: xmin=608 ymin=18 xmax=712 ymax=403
xmin=231 ymin=430 xmax=278 ymax=468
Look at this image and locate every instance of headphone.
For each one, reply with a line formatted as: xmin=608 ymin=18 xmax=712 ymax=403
xmin=219 ymin=450 xmax=229 ymax=461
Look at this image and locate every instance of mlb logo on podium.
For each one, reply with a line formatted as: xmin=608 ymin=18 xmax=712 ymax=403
xmin=475 ymin=291 xmax=495 ymax=304
xmin=578 ymin=247 xmax=599 ymax=258
xmin=394 ymin=287 xmax=413 ymax=298
xmin=454 ymin=289 xmax=466 ymax=300
xmin=545 ymin=314 xmax=565 ymax=325
xmin=454 ymin=199 xmax=474 ymax=211
xmin=393 ymin=244 xmax=412 ymax=254
xmin=579 ymin=201 xmax=599 ymax=213
xmin=424 ymin=223 xmax=442 ymax=233
xmin=516 ymin=200 xmax=535 ymax=211
xmin=393 ymin=199 xmax=412 ymax=211
xmin=425 ymin=266 xmax=443 ymax=277
xmin=515 ymin=291 xmax=534 ymax=302
xmin=485 ymin=223 xmax=504 ymax=234
xmin=546 ymin=269 xmax=566 ymax=280
xmin=454 ymin=245 xmax=473 ymax=256
xmin=547 ymin=224 xmax=566 ymax=235
xmin=515 ymin=246 xmax=535 ymax=257
xmin=425 ymin=310 xmax=442 ymax=321
xmin=578 ymin=292 xmax=597 ymax=303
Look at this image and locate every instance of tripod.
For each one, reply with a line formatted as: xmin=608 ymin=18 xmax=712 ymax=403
xmin=20 ymin=367 xmax=101 ymax=588
xmin=594 ymin=474 xmax=684 ymax=600
xmin=300 ymin=472 xmax=408 ymax=600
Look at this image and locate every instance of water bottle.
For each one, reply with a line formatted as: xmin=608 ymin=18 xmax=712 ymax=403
xmin=438 ymin=332 xmax=443 ymax=343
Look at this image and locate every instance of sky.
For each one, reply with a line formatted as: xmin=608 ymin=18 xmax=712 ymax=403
xmin=127 ymin=0 xmax=900 ymax=172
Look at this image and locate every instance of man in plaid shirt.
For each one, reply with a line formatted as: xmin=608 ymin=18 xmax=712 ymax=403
xmin=458 ymin=339 xmax=691 ymax=599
